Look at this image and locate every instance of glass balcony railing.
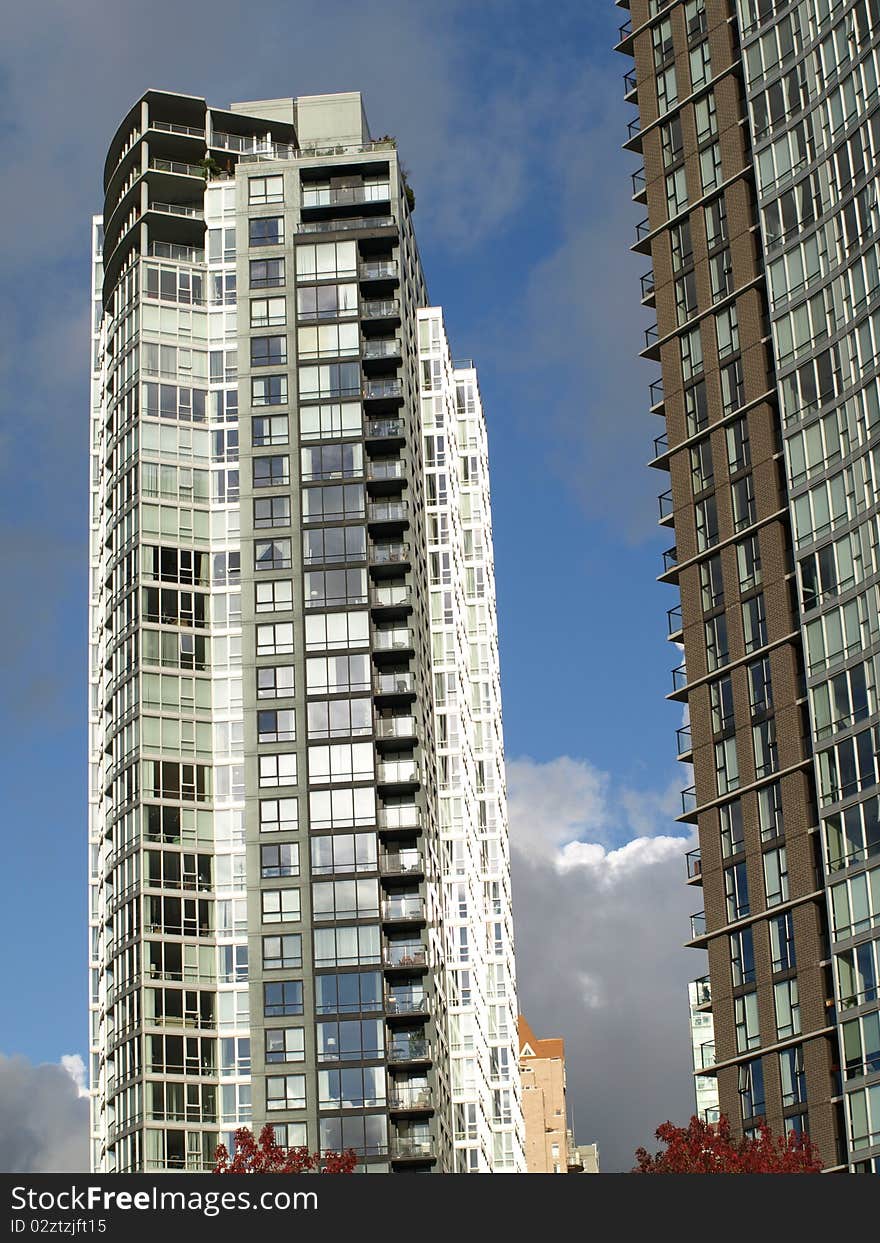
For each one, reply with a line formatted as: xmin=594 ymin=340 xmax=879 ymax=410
xmin=373 ymin=630 xmax=413 ymax=653
xmin=302 ymin=184 xmax=391 ymax=207
xmin=641 ymin=269 xmax=655 ymax=299
xmin=360 ymin=260 xmax=399 ymax=279
xmin=631 ymin=167 xmax=646 ymax=197
xmin=384 ymin=944 xmax=428 ymax=970
xmin=149 ymin=157 xmax=204 ymax=178
xmin=681 ymin=785 xmax=697 ymax=816
xmin=365 ymin=418 xmax=405 ymax=439
xmin=667 ymin=603 xmax=682 ymax=636
xmin=297 ymin=215 xmax=396 ymax=233
xmin=389 ymin=1137 xmax=434 ymax=1159
xmin=151 ymin=120 xmax=206 ymax=138
xmin=373 ymin=672 xmax=414 ymax=697
xmin=686 ymin=847 xmax=702 ymax=879
xmin=691 ymin=975 xmax=712 ymax=1007
xmin=697 ymin=1040 xmax=715 ymax=1069
xmin=362 ymin=339 xmax=402 ymax=360
xmin=388 ymin=1087 xmax=432 ymax=1110
xmin=650 ymin=378 xmax=664 ymax=406
xmin=387 ymin=1038 xmax=430 ymax=1063
xmin=690 ymin=911 xmax=707 ymax=939
xmin=379 ymin=850 xmax=423 ymax=878
xmin=382 ymin=897 xmax=424 ymax=922
xmin=377 ymin=806 xmax=421 ymax=832
xmin=677 ymin=724 xmax=692 ymax=756
xmin=376 ymin=716 xmax=416 ymax=740
xmin=658 ymin=489 xmax=674 ymax=521
xmin=367 ymin=459 xmax=405 ymax=481
xmin=362 ymin=299 xmax=400 ymax=319
xmin=371 ymin=585 xmax=411 ymax=610
xmin=368 ymin=501 xmax=408 ymax=523
xmin=672 ymin=663 xmax=687 ymax=692
xmin=370 ymin=542 xmax=410 ymax=566
xmin=662 ymin=546 xmax=679 ymax=573
xmin=364 ymin=380 xmax=403 ymax=401
xmin=377 ymin=758 xmax=420 ymax=784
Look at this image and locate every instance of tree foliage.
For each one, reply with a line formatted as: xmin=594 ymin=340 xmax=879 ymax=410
xmin=214 ymin=1125 xmax=357 ymax=1174
xmin=633 ymin=1115 xmax=823 ymax=1174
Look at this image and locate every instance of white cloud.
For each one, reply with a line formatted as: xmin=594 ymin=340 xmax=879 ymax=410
xmin=508 ymin=755 xmax=700 ymax=1171
xmin=61 ymin=1054 xmax=88 ymax=1099
xmin=0 ymin=1055 xmax=89 ymax=1172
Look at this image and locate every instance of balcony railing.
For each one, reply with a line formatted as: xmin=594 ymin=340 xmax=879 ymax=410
xmin=149 ymin=157 xmax=204 ymax=178
xmin=387 ymin=1039 xmax=430 ymax=1063
xmin=697 ymin=1039 xmax=715 ymax=1069
xmin=677 ymin=724 xmax=692 ymax=756
xmin=662 ymin=546 xmax=678 ymax=573
xmin=627 ymin=116 xmax=641 ymax=141
xmin=368 ymin=501 xmax=408 ymax=523
xmin=644 ymin=323 xmax=659 ymax=350
xmin=364 ymin=380 xmax=403 ymax=400
xmin=635 ymin=217 xmax=651 ymax=242
xmin=686 ymin=847 xmax=702 ymax=879
xmin=360 ymin=260 xmax=399 ymax=279
xmin=658 ymin=489 xmax=674 ymax=521
xmin=362 ymin=339 xmax=402 ymax=360
xmin=370 ymin=542 xmax=410 ymax=566
xmin=297 ymin=215 xmax=396 ymax=234
xmin=667 ymin=603 xmax=682 ymax=637
xmin=151 ymin=120 xmax=206 ymax=138
xmin=371 ymin=585 xmax=411 ymax=610
xmin=362 ymin=299 xmax=400 ymax=319
xmin=650 ymin=378 xmax=664 ymax=406
xmin=382 ymin=897 xmax=425 ymax=922
xmin=303 ymin=185 xmax=391 ymax=207
xmin=691 ymin=975 xmax=712 ymax=1007
xmin=376 ymin=716 xmax=417 ymax=740
xmin=388 ymin=1087 xmax=432 ymax=1110
xmin=631 ymin=167 xmax=646 ymax=197
xmin=690 ymin=911 xmax=707 ymax=939
xmin=653 ymin=431 xmax=668 ymax=458
xmin=384 ymin=946 xmax=428 ymax=971
xmin=147 ymin=241 xmax=205 ymax=263
xmin=624 ymin=68 xmax=637 ymax=95
xmin=149 ymin=201 xmax=204 ymax=219
xmin=389 ymin=1137 xmax=434 ymax=1159
xmin=379 ymin=851 xmax=423 ymax=878
xmin=681 ymin=785 xmax=697 ymax=816
xmin=378 ymin=807 xmax=422 ymax=832
xmin=374 ymin=671 xmax=415 ymax=695
xmin=377 ymin=759 xmax=420 ymax=784
xmin=367 ymin=459 xmax=405 ymax=481
xmin=641 ymin=269 xmax=655 ymax=299
xmin=671 ymin=664 xmax=687 ymax=694
xmin=365 ymin=417 xmax=405 ymax=438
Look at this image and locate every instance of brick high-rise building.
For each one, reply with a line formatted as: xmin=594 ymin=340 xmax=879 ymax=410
xmin=88 ymin=89 xmax=524 ymax=1173
xmin=618 ymin=0 xmax=880 ymax=1172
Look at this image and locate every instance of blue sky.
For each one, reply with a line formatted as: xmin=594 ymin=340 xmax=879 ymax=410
xmin=0 ymin=0 xmax=697 ymax=1171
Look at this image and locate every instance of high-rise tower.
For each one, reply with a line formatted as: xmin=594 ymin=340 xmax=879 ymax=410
xmin=88 ymin=89 xmax=524 ymax=1174
xmin=620 ymin=0 xmax=880 ymax=1172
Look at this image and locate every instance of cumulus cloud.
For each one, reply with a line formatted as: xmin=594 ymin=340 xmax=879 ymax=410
xmin=508 ymin=756 xmax=700 ymax=1172
xmin=0 ymin=1055 xmax=89 ymax=1173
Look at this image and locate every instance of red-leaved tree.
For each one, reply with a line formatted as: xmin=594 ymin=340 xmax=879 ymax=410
xmin=633 ymin=1115 xmax=823 ymax=1173
xmin=214 ymin=1124 xmax=357 ymax=1174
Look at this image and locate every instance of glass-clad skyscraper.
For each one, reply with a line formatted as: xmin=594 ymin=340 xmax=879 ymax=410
xmin=88 ymin=89 xmax=523 ymax=1173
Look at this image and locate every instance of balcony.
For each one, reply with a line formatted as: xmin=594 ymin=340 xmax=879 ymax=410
xmin=363 ymin=380 xmax=403 ymax=409
xmin=389 ymin=1137 xmax=435 ymax=1162
xmin=384 ymin=944 xmax=428 ymax=972
xmin=367 ymin=500 xmax=409 ymax=529
xmin=374 ymin=670 xmax=415 ymax=700
xmin=365 ymin=417 xmax=405 ymax=446
xmin=697 ymin=1039 xmax=715 ymax=1069
xmin=377 ymin=758 xmax=420 ymax=789
xmin=631 ymin=166 xmax=647 ymax=203
xmin=667 ymin=603 xmax=683 ymax=640
xmin=360 ymin=260 xmax=399 ymax=281
xmin=149 ymin=157 xmax=204 ymax=178
xmin=151 ymin=120 xmax=206 ymax=139
xmin=677 ymin=724 xmax=693 ymax=760
xmin=659 ymin=545 xmax=679 ymax=583
xmin=686 ymin=847 xmax=702 ymax=881
xmin=377 ymin=807 xmax=423 ymax=836
xmin=149 ymin=201 xmax=204 ymax=220
xmin=615 ymin=17 xmax=634 ymax=54
xmin=387 ymin=1038 xmax=431 ymax=1064
xmin=376 ymin=715 xmax=417 ymax=744
xmin=671 ymin=664 xmax=687 ymax=695
xmin=369 ymin=542 xmax=410 ymax=575
xmin=658 ymin=489 xmax=674 ymax=525
xmin=680 ymin=785 xmax=698 ymax=820
xmin=373 ymin=629 xmax=414 ymax=657
xmin=690 ymin=911 xmax=707 ymax=940
xmin=624 ymin=67 xmax=637 ymax=101
xmin=388 ymin=1086 xmax=433 ymax=1112
xmin=382 ymin=897 xmax=426 ymax=925
xmin=649 ymin=378 xmax=664 ymax=409
xmin=366 ymin=458 xmax=406 ymax=491
xmin=362 ymin=298 xmax=401 ymax=322
xmin=379 ymin=850 xmax=423 ymax=879
xmin=642 ymin=323 xmax=661 ymax=361
xmin=297 ymin=214 xmax=396 ymax=234
xmin=691 ymin=976 xmax=712 ymax=1009
xmin=633 ymin=217 xmax=651 ymax=254
xmin=362 ymin=338 xmax=402 ymax=363
xmin=624 ymin=115 xmax=642 ymax=153
xmin=370 ymin=585 xmax=412 ymax=615
xmin=640 ymin=269 xmax=655 ymax=304
xmin=302 ymin=184 xmax=391 ymax=209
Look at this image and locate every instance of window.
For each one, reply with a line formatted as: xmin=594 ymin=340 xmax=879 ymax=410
xmin=720 ymin=799 xmax=745 ymax=857
xmin=739 ymin=1058 xmax=765 ymax=1121
xmin=304 ymin=568 xmax=368 ymax=609
xmin=256 ymin=623 xmax=294 ymax=657
xmin=250 ymin=257 xmax=285 ymax=288
xmin=301 ymin=443 xmax=363 ymax=481
xmin=657 ymin=64 xmax=678 ymax=113
xmin=671 ymin=219 xmax=693 ymax=272
xmin=313 ymin=923 xmax=381 ymax=968
xmin=297 ymin=284 xmax=358 ymax=321
xmin=774 ymin=978 xmax=801 ymax=1039
xmin=261 ymin=843 xmax=299 ymax=878
xmin=742 ymin=594 xmax=767 ymax=653
xmin=302 ymin=483 xmax=365 ymax=524
xmin=316 ymin=1018 xmax=383 ymax=1063
xmin=712 ymin=251 xmax=735 ymax=302
xmin=254 ymin=496 xmax=290 ymax=529
xmin=690 ymin=40 xmax=712 ymax=90
xmin=251 ymin=375 xmax=288 ymax=407
xmin=691 ymin=440 xmax=714 ymax=494
xmin=313 ymin=878 xmax=379 ymax=922
xmin=253 ymin=456 xmax=290 ymax=490
xmin=735 ymin=991 xmax=760 ymax=1051
xmin=710 ymin=675 xmax=735 ymax=733
xmin=763 ymin=846 xmax=789 ymax=907
xmin=726 ymin=418 xmax=751 ymax=472
xmin=308 ymin=741 xmax=373 ymax=784
xmin=753 ymin=718 xmax=778 ymax=778
xmin=252 ymin=415 xmax=288 ymax=446
xmin=661 ymin=116 xmax=684 ymax=168
xmin=700 ymin=142 xmax=722 ymax=193
xmin=694 ymin=89 xmax=717 ymax=143
xmin=307 ymin=697 xmax=371 ymax=739
xmin=257 ymin=665 xmax=295 ymax=699
xmin=666 ymin=167 xmax=689 ymax=216
xmin=737 ymin=535 xmax=762 ymax=592
xmin=701 ymin=555 xmax=724 ymax=610
xmin=264 ymin=980 xmax=304 ymax=1017
xmin=770 ymin=911 xmax=795 ymax=972
xmin=249 ymin=217 xmax=284 ymax=247
xmin=716 ymin=306 xmax=740 ymax=359
xmin=265 ymin=1028 xmax=305 ymax=1064
xmin=685 ymin=379 xmax=708 ymax=434
xmin=266 ymin=1074 xmax=306 ymax=1111
xmin=676 ymin=272 xmax=699 ymax=325
xmin=254 ymin=538 xmax=291 ymax=571
xmin=681 ymin=326 xmax=704 ymax=382
xmin=696 ymin=496 xmax=719 ymax=551
xmin=262 ymin=888 xmax=301 ymax=924
xmin=705 ymin=198 xmax=728 ymax=249
xmin=298 ymin=362 xmax=360 ymax=401
xmin=306 ymin=653 xmax=370 ymax=695
xmin=748 ymin=657 xmax=773 ymax=718
xmin=296 ymin=241 xmax=358 ymax=280
xmin=705 ymin=613 xmax=729 ymax=671
xmin=779 ymin=1046 xmax=806 ymax=1107
xmin=251 ymin=294 xmax=285 ymax=325
xmin=249 ymin=175 xmax=284 ymax=205
xmin=259 ymin=798 xmax=298 ymax=833
xmin=255 ymin=579 xmax=293 ymax=613
xmin=258 ymin=710 xmax=296 ymax=744
xmin=731 ymin=926 xmax=756 ymax=986
xmin=311 ymin=834 xmax=378 ymax=877
xmin=721 ymin=359 xmax=745 ymax=414
xmin=725 ymin=861 xmax=749 ymax=920
xmin=300 ymin=401 xmax=362 ymax=441
xmin=716 ymin=736 xmax=740 ymax=795
xmin=251 ymin=335 xmax=287 ymax=368
xmin=758 ymin=780 xmax=783 ymax=840
xmin=258 ymin=753 xmax=297 ymax=787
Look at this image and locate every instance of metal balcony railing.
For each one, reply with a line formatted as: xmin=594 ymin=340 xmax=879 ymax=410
xmin=641 ymin=269 xmax=655 ymax=299
xmin=650 ymin=378 xmax=664 ymax=406
xmin=667 ymin=603 xmax=682 ymax=636
xmin=681 ymin=785 xmax=697 ymax=816
xmin=677 ymin=724 xmax=693 ymax=755
xmin=662 ymin=546 xmax=679 ymax=573
xmin=658 ymin=489 xmax=674 ymax=521
xmin=686 ymin=847 xmax=702 ymax=880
